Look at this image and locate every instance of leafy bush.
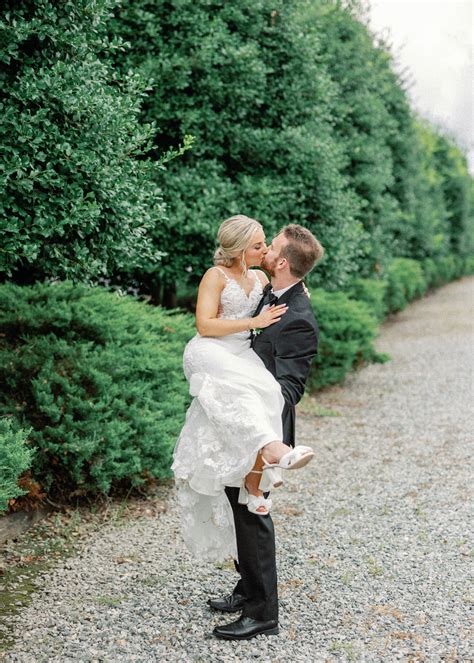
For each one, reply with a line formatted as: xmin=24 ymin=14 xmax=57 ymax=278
xmin=421 ymin=258 xmax=440 ymax=288
xmin=452 ymin=254 xmax=466 ymax=279
xmin=384 ymin=258 xmax=427 ymax=313
xmin=423 ymin=254 xmax=473 ymax=288
xmin=0 ymin=0 xmax=167 ymax=283
xmin=434 ymin=255 xmax=458 ymax=284
xmin=344 ymin=278 xmax=388 ymax=322
xmin=0 ymin=283 xmax=195 ymax=499
xmin=307 ymin=288 xmax=387 ymax=391
xmin=0 ymin=418 xmax=33 ymax=513
xmin=463 ymin=255 xmax=474 ymax=275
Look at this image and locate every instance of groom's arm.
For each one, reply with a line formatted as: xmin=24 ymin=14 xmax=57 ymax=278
xmin=273 ymin=318 xmax=318 ymax=407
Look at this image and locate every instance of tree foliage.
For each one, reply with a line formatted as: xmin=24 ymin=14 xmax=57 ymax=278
xmin=108 ymin=0 xmax=366 ymax=294
xmin=108 ymin=0 xmax=472 ymax=300
xmin=0 ymin=0 xmax=165 ymax=283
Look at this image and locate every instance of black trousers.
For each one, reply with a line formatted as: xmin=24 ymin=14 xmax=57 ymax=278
xmin=224 ymin=486 xmax=278 ymax=622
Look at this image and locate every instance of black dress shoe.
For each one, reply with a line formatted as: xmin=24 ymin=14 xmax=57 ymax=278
xmin=207 ymin=592 xmax=246 ymax=613
xmin=213 ymin=615 xmax=279 ymax=640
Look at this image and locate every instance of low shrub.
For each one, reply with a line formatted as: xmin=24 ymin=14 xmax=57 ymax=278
xmin=434 ymin=255 xmax=459 ymax=283
xmin=423 ymin=253 xmax=473 ymax=288
xmin=307 ymin=288 xmax=388 ymax=391
xmin=344 ymin=278 xmax=388 ymax=322
xmin=0 ymin=283 xmax=195 ymax=500
xmin=421 ymin=257 xmax=439 ymax=288
xmin=384 ymin=258 xmax=427 ymax=313
xmin=0 ymin=419 xmax=33 ymax=513
xmin=463 ymin=255 xmax=474 ymax=275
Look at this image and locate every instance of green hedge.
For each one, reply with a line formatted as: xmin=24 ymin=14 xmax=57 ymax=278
xmin=384 ymin=258 xmax=427 ymax=313
xmin=422 ymin=255 xmax=465 ymax=288
xmin=1 ymin=259 xmax=470 ymax=502
xmin=0 ymin=283 xmax=195 ymax=499
xmin=463 ymin=255 xmax=474 ymax=276
xmin=307 ymin=288 xmax=388 ymax=391
xmin=0 ymin=418 xmax=33 ymax=513
xmin=344 ymin=278 xmax=388 ymax=322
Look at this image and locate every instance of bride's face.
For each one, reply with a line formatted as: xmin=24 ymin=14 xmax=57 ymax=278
xmin=243 ymin=229 xmax=267 ymax=267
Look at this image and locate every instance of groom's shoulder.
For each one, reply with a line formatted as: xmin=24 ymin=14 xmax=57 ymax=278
xmin=278 ymin=302 xmax=317 ymax=343
xmin=287 ymin=289 xmax=317 ymax=327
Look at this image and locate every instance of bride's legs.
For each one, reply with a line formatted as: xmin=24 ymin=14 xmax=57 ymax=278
xmin=244 ymin=439 xmax=287 ymax=513
xmin=244 ymin=439 xmax=313 ymax=512
xmin=243 ymin=452 xmax=267 ymax=513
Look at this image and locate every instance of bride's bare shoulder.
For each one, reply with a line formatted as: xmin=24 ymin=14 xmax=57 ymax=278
xmin=199 ymin=266 xmax=227 ymax=289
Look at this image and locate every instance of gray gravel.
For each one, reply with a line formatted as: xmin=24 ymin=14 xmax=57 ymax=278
xmin=4 ymin=277 xmax=474 ymax=662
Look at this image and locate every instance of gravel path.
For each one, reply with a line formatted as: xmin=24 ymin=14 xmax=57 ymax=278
xmin=4 ymin=277 xmax=474 ymax=662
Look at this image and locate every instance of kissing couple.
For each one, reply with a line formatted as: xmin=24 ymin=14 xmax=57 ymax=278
xmin=172 ymin=215 xmax=324 ymax=640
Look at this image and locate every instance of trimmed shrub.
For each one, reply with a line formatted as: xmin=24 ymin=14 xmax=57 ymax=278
xmin=0 ymin=283 xmax=195 ymax=499
xmin=463 ymin=255 xmax=474 ymax=275
xmin=344 ymin=278 xmax=388 ymax=322
xmin=424 ymin=254 xmax=472 ymax=287
xmin=452 ymin=254 xmax=465 ymax=279
xmin=421 ymin=257 xmax=440 ymax=288
xmin=384 ymin=258 xmax=427 ymax=313
xmin=0 ymin=418 xmax=33 ymax=513
xmin=307 ymin=288 xmax=388 ymax=391
xmin=434 ymin=255 xmax=458 ymax=284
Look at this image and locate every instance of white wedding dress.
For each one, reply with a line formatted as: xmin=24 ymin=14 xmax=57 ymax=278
xmin=172 ymin=268 xmax=284 ymax=562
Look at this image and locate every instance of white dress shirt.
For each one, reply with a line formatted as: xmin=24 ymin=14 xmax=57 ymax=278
xmin=261 ymin=281 xmax=300 ymax=312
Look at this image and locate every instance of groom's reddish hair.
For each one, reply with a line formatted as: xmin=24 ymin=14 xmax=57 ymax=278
xmin=279 ymin=225 xmax=324 ymax=278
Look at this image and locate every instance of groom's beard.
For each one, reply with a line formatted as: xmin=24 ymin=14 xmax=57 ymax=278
xmin=262 ymin=255 xmax=277 ymax=276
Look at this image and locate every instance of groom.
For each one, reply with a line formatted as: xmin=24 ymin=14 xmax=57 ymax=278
xmin=209 ymin=224 xmax=324 ymax=640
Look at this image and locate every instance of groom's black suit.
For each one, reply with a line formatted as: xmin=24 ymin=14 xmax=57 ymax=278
xmin=224 ymin=280 xmax=318 ymax=622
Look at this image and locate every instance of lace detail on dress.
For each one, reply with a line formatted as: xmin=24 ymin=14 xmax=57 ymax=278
xmin=213 ymin=267 xmax=263 ymax=322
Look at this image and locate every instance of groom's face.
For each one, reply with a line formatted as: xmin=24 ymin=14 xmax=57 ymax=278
xmin=262 ymin=233 xmax=288 ymax=276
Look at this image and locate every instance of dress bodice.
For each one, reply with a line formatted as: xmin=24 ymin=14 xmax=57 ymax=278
xmin=215 ymin=267 xmax=263 ymax=320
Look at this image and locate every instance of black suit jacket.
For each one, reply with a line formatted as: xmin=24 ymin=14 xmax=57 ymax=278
xmin=251 ymin=281 xmax=318 ymax=446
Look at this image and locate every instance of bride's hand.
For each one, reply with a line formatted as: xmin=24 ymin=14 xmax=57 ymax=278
xmin=302 ymin=282 xmax=311 ymax=298
xmin=252 ymin=304 xmax=288 ymax=329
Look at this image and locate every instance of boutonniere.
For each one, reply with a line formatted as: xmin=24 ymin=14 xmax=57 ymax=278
xmin=253 ymin=328 xmax=263 ymax=336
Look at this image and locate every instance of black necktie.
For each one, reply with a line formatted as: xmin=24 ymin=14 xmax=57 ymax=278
xmin=261 ymin=283 xmax=278 ymax=307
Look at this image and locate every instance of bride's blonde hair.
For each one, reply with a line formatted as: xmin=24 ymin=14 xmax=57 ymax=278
xmin=213 ymin=215 xmax=263 ymax=273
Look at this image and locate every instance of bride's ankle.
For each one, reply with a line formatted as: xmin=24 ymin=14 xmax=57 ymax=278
xmin=245 ymin=480 xmax=263 ymax=497
xmin=245 ymin=470 xmax=263 ymax=496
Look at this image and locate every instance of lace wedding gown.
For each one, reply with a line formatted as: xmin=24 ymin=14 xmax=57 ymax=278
xmin=172 ymin=268 xmax=284 ymax=562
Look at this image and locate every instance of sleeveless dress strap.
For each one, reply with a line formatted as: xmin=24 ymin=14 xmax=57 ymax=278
xmin=214 ymin=266 xmax=231 ymax=282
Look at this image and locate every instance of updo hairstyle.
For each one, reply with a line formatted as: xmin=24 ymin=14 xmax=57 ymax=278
xmin=213 ymin=215 xmax=263 ymax=273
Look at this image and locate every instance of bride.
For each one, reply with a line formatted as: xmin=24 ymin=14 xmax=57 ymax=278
xmin=172 ymin=215 xmax=314 ymax=562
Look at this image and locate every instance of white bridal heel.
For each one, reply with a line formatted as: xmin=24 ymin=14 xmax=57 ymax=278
xmin=262 ymin=445 xmax=315 ymax=472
